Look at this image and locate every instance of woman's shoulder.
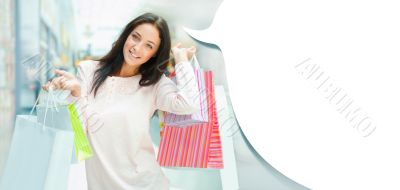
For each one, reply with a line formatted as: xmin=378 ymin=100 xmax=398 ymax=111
xmin=77 ymin=60 xmax=101 ymax=76
xmin=78 ymin=60 xmax=100 ymax=71
xmin=156 ymin=74 xmax=175 ymax=86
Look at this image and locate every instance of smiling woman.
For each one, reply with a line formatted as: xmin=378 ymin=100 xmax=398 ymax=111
xmin=42 ymin=12 xmax=200 ymax=190
xmin=121 ymin=24 xmax=161 ymax=75
xmin=90 ymin=13 xmax=172 ymax=97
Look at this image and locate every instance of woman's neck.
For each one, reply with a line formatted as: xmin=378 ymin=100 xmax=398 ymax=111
xmin=117 ymin=62 xmax=140 ymax=77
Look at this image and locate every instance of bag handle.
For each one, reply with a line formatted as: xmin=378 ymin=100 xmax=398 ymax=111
xmin=190 ymin=53 xmax=200 ymax=70
xmin=30 ymin=90 xmax=42 ymax=115
xmin=30 ymin=87 xmax=60 ymax=129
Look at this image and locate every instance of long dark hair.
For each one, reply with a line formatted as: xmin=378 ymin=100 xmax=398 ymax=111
xmin=91 ymin=12 xmax=171 ymax=96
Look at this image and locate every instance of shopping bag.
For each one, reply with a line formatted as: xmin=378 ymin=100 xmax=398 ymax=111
xmin=0 ymin=115 xmax=74 ymax=190
xmin=157 ymin=71 xmax=224 ymax=169
xmin=36 ymin=90 xmax=93 ymax=162
xmin=68 ymin=104 xmax=93 ymax=161
xmin=163 ymin=54 xmax=209 ymax=126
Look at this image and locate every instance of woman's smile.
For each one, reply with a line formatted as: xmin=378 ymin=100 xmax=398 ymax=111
xmin=128 ymin=49 xmax=140 ymax=59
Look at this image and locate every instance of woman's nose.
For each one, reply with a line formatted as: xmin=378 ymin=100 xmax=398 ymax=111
xmin=131 ymin=43 xmax=137 ymax=51
xmin=131 ymin=44 xmax=139 ymax=55
xmin=131 ymin=42 xmax=144 ymax=53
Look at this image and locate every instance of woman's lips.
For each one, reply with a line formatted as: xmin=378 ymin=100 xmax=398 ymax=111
xmin=129 ymin=49 xmax=140 ymax=58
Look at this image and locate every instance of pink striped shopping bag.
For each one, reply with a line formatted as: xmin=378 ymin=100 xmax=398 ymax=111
xmin=157 ymin=71 xmax=223 ymax=169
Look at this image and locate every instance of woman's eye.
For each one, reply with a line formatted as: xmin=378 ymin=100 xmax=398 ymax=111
xmin=132 ymin=34 xmax=139 ymax=40
xmin=146 ymin=44 xmax=153 ymax=49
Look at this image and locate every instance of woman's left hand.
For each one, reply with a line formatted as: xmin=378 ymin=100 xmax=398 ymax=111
xmin=171 ymin=43 xmax=196 ymax=64
xmin=42 ymin=69 xmax=81 ymax=97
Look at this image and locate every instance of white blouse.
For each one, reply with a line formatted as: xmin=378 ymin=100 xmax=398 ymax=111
xmin=69 ymin=60 xmax=200 ymax=190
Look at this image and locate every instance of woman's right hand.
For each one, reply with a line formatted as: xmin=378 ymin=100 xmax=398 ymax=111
xmin=171 ymin=43 xmax=196 ymax=64
xmin=42 ymin=69 xmax=81 ymax=97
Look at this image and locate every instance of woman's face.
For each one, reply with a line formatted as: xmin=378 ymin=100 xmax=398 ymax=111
xmin=123 ymin=23 xmax=161 ymax=67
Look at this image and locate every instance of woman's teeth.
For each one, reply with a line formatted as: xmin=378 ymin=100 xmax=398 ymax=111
xmin=129 ymin=50 xmax=139 ymax=58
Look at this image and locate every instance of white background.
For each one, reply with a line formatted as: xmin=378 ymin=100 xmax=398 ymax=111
xmin=186 ymin=0 xmax=400 ymax=189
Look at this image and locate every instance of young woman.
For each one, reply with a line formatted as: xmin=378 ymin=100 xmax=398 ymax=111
xmin=43 ymin=12 xmax=200 ymax=190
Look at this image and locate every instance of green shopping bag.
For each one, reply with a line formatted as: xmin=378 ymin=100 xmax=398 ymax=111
xmin=68 ymin=104 xmax=93 ymax=161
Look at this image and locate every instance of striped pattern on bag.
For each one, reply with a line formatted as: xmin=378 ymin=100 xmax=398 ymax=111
xmin=157 ymin=71 xmax=223 ymax=169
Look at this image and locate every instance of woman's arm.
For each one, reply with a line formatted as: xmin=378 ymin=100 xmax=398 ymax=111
xmin=154 ymin=59 xmax=201 ymax=115
xmin=65 ymin=60 xmax=93 ymax=103
xmin=42 ymin=61 xmax=93 ymax=101
xmin=43 ymin=60 xmax=95 ymax=132
xmin=66 ymin=61 xmax=96 ymax=134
